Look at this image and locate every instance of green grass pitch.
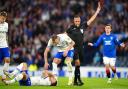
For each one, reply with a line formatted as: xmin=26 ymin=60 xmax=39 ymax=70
xmin=0 ymin=77 xmax=128 ymax=89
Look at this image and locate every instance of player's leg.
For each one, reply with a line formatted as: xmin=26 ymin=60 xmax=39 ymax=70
xmin=4 ymin=72 xmax=26 ymax=85
xmin=103 ymin=57 xmax=111 ymax=83
xmin=77 ymin=47 xmax=84 ymax=85
xmin=5 ymin=62 xmax=28 ymax=78
xmin=1 ymin=48 xmax=10 ymax=80
xmin=74 ymin=47 xmax=84 ymax=86
xmin=52 ymin=52 xmax=62 ymax=77
xmin=65 ymin=50 xmax=74 ymax=85
xmin=74 ymin=59 xmax=80 ymax=85
xmin=73 ymin=47 xmax=79 ymax=85
xmin=110 ymin=58 xmax=118 ymax=80
xmin=65 ymin=58 xmax=73 ymax=85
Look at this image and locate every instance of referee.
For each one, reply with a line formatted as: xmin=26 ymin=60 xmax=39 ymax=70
xmin=66 ymin=2 xmax=101 ymax=86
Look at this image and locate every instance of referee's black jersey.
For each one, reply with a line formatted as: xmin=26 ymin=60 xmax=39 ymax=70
xmin=66 ymin=21 xmax=88 ymax=47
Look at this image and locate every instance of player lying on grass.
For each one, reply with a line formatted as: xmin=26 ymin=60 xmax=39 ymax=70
xmin=3 ymin=62 xmax=57 ymax=86
xmin=44 ymin=33 xmax=75 ymax=85
xmin=88 ymin=24 xmax=125 ymax=83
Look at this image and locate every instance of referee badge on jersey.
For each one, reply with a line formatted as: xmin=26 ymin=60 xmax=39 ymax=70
xmin=80 ymin=29 xmax=84 ymax=33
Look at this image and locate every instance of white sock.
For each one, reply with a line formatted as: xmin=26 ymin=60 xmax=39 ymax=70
xmin=6 ymin=74 xmax=23 ymax=84
xmin=9 ymin=69 xmax=20 ymax=78
xmin=1 ymin=72 xmax=6 ymax=79
xmin=2 ymin=63 xmax=10 ymax=78
xmin=52 ymin=62 xmax=58 ymax=76
xmin=3 ymin=63 xmax=10 ymax=71
xmin=66 ymin=62 xmax=73 ymax=81
xmin=68 ymin=71 xmax=73 ymax=81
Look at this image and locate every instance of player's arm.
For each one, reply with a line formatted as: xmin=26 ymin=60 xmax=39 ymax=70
xmin=44 ymin=47 xmax=50 ymax=69
xmin=114 ymin=36 xmax=125 ymax=47
xmin=44 ymin=39 xmax=52 ymax=69
xmin=67 ymin=40 xmax=75 ymax=51
xmin=87 ymin=2 xmax=101 ymax=26
xmin=88 ymin=35 xmax=102 ymax=47
xmin=63 ymin=38 xmax=75 ymax=57
xmin=47 ymin=72 xmax=55 ymax=77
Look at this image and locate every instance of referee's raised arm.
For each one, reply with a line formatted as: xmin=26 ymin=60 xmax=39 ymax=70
xmin=87 ymin=2 xmax=101 ymax=26
xmin=65 ymin=1 xmax=101 ymax=86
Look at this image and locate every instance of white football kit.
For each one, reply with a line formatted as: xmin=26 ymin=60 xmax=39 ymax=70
xmin=30 ymin=76 xmax=51 ymax=86
xmin=47 ymin=33 xmax=74 ymax=52
xmin=0 ymin=22 xmax=8 ymax=48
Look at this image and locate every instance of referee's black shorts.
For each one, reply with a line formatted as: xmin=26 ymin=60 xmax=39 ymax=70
xmin=74 ymin=46 xmax=84 ymax=62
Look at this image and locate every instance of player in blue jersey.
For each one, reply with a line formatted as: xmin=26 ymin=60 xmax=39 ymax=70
xmin=3 ymin=62 xmax=57 ymax=86
xmin=88 ymin=24 xmax=125 ymax=83
xmin=0 ymin=11 xmax=11 ymax=81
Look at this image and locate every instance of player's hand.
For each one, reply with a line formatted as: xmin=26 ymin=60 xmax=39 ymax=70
xmin=97 ymin=2 xmax=101 ymax=12
xmin=120 ymin=43 xmax=125 ymax=47
xmin=63 ymin=50 xmax=68 ymax=57
xmin=44 ymin=62 xmax=50 ymax=69
xmin=88 ymin=43 xmax=93 ymax=46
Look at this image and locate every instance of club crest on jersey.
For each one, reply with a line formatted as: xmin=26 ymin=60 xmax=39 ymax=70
xmin=80 ymin=29 xmax=83 ymax=33
xmin=110 ymin=37 xmax=113 ymax=40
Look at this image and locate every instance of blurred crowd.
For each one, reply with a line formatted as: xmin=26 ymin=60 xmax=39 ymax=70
xmin=0 ymin=0 xmax=128 ymax=68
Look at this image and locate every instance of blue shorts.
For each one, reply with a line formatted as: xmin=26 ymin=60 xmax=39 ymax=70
xmin=0 ymin=47 xmax=10 ymax=62
xmin=54 ymin=50 xmax=74 ymax=60
xmin=19 ymin=77 xmax=31 ymax=86
xmin=19 ymin=70 xmax=31 ymax=86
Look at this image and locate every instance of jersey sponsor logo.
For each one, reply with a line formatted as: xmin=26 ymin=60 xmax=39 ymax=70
xmin=105 ymin=41 xmax=112 ymax=45
xmin=58 ymin=41 xmax=68 ymax=48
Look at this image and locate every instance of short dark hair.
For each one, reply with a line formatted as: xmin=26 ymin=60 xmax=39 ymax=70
xmin=0 ymin=11 xmax=7 ymax=17
xmin=51 ymin=35 xmax=58 ymax=43
xmin=106 ymin=24 xmax=112 ymax=28
xmin=74 ymin=15 xmax=80 ymax=18
xmin=51 ymin=81 xmax=57 ymax=86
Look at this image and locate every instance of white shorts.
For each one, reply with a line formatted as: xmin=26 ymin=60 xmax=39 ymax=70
xmin=103 ymin=57 xmax=116 ymax=66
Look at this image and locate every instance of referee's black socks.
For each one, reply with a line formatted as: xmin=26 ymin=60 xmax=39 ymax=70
xmin=74 ymin=66 xmax=82 ymax=83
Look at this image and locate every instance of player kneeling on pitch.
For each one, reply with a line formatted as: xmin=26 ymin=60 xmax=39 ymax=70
xmin=3 ymin=62 xmax=57 ymax=86
xmin=88 ymin=24 xmax=125 ymax=83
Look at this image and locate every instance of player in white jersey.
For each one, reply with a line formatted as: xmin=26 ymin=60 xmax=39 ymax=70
xmin=44 ymin=33 xmax=75 ymax=85
xmin=3 ymin=62 xmax=57 ymax=86
xmin=0 ymin=11 xmax=10 ymax=81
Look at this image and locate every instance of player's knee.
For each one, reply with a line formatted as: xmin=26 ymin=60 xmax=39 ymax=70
xmin=75 ymin=59 xmax=80 ymax=66
xmin=105 ymin=64 xmax=110 ymax=68
xmin=110 ymin=65 xmax=115 ymax=69
xmin=65 ymin=57 xmax=72 ymax=64
xmin=4 ymin=58 xmax=10 ymax=63
xmin=53 ymin=58 xmax=61 ymax=64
